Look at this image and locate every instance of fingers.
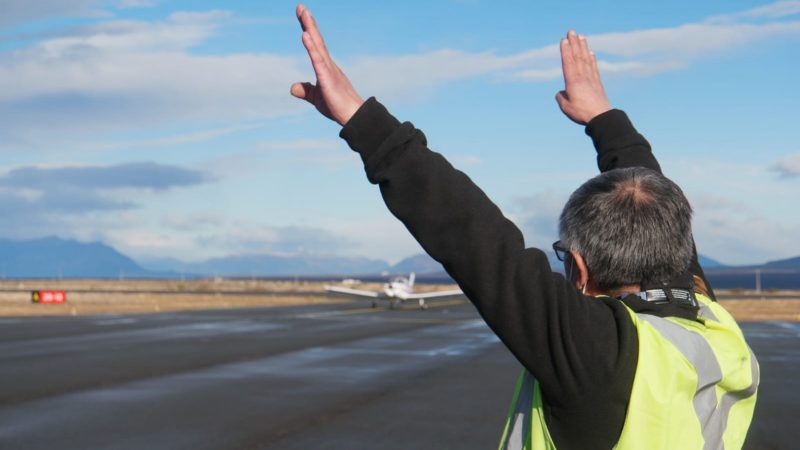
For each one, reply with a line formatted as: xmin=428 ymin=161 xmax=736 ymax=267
xmin=297 ymin=4 xmax=335 ymax=84
xmin=304 ymin=9 xmax=330 ymax=57
xmin=302 ymin=31 xmax=328 ymax=77
xmin=577 ymin=33 xmax=601 ymax=80
xmin=560 ymin=34 xmax=577 ymax=87
xmin=584 ymin=38 xmax=602 ymax=82
xmin=290 ymin=82 xmax=317 ymax=103
xmin=560 ymin=35 xmax=573 ymax=64
xmin=562 ymin=29 xmax=600 ymax=83
xmin=290 ymin=81 xmax=309 ymax=99
xmin=562 ymin=30 xmax=584 ymax=84
xmin=567 ymin=30 xmax=581 ymax=63
xmin=296 ymin=4 xmax=306 ymax=29
xmin=590 ymin=51 xmax=600 ymax=80
xmin=292 ymin=4 xmax=363 ymax=125
xmin=578 ymin=34 xmax=591 ymax=61
xmin=567 ymin=30 xmax=591 ymax=65
xmin=560 ymin=37 xmax=572 ymax=73
xmin=555 ymin=90 xmax=569 ymax=110
xmin=297 ymin=6 xmax=331 ymax=62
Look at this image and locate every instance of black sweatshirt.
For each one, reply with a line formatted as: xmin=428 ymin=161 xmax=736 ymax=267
xmin=340 ymin=98 xmax=714 ymax=450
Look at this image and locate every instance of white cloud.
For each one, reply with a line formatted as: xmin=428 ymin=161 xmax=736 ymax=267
xmin=253 ymin=138 xmax=357 ymax=170
xmin=505 ymin=185 xmax=800 ymax=266
xmin=98 ymin=226 xmax=204 ymax=263
xmin=32 ymin=11 xmax=229 ymax=55
xmin=72 ymin=122 xmax=265 ymax=152
xmin=118 ymin=0 xmax=156 ymax=8
xmin=162 ymin=213 xmax=224 ymax=231
xmin=0 ymin=0 xmax=161 ymax=25
xmin=667 ymin=158 xmax=800 ymax=264
xmin=255 ymin=138 xmax=343 ymax=152
xmin=0 ymin=162 xmax=209 ymax=191
xmin=508 ymin=191 xmax=570 ymax=250
xmin=194 ymin=223 xmax=356 ymax=257
xmin=103 ymin=218 xmax=409 ymax=264
xmin=707 ymin=1 xmax=800 ymax=23
xmin=354 ymin=19 xmax=800 ymax=91
xmin=0 ymin=11 xmax=305 ymax=145
xmin=1 ymin=4 xmax=798 ymax=265
xmin=693 ymin=207 xmax=800 ymax=265
xmin=0 ymin=162 xmax=212 ymax=247
xmin=3 ymin=5 xmax=800 ymax=148
xmin=0 ymin=0 xmax=100 ymax=25
xmin=102 ymin=220 xmax=402 ymax=267
xmin=588 ymin=22 xmax=800 ymax=59
xmin=450 ymin=155 xmax=483 ymax=167
xmin=347 ymin=49 xmax=519 ymax=100
xmin=327 ymin=217 xmax=424 ymax=265
xmin=771 ymin=153 xmax=800 ymax=177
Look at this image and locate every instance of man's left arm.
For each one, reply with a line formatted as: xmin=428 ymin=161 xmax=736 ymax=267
xmin=556 ymin=33 xmax=714 ymax=299
xmin=585 ymin=110 xmax=715 ymax=299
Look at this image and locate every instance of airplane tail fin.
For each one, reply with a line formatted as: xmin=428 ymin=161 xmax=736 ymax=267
xmin=409 ymin=272 xmax=416 ymax=288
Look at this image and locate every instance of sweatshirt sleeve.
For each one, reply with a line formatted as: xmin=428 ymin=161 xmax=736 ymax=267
xmin=340 ymin=98 xmax=638 ymax=409
xmin=584 ymin=109 xmax=715 ymax=300
xmin=585 ymin=109 xmax=661 ymax=173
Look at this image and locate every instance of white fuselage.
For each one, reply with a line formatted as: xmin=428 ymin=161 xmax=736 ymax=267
xmin=383 ymin=278 xmax=412 ymax=299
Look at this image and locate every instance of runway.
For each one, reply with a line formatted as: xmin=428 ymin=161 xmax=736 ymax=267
xmin=0 ymin=300 xmax=795 ymax=449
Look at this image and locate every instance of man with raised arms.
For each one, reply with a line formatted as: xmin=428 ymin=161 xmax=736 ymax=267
xmin=290 ymin=4 xmax=758 ymax=449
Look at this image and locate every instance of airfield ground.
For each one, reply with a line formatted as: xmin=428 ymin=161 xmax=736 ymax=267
xmin=0 ymin=279 xmax=797 ymax=321
xmin=0 ymin=298 xmax=795 ymax=449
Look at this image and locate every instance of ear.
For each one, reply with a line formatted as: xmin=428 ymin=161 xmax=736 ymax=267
xmin=569 ymin=250 xmax=590 ymax=292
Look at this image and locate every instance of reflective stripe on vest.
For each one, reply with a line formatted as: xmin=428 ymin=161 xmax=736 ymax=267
xmin=498 ymin=294 xmax=759 ymax=450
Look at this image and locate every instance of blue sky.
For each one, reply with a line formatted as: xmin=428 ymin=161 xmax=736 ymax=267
xmin=0 ymin=0 xmax=798 ymax=266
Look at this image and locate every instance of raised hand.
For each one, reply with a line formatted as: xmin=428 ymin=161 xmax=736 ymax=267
xmin=290 ymin=4 xmax=364 ymax=126
xmin=555 ymin=31 xmax=611 ymax=125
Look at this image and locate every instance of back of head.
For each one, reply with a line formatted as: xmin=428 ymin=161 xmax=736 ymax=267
xmin=559 ymin=167 xmax=693 ymax=292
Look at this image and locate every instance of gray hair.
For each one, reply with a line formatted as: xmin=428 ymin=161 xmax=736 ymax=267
xmin=558 ymin=167 xmax=693 ymax=291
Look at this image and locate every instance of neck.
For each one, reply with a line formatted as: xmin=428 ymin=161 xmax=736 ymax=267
xmin=590 ymin=284 xmax=641 ymax=298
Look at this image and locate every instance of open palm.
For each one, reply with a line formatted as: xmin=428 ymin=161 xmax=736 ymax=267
xmin=290 ymin=4 xmax=364 ymax=126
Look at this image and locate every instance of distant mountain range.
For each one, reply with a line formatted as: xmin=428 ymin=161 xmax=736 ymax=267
xmin=0 ymin=237 xmax=798 ymax=289
xmin=0 ymin=237 xmax=154 ymax=278
xmin=763 ymin=256 xmax=800 ymax=269
xmin=0 ymin=237 xmax=430 ymax=278
xmin=698 ymin=255 xmax=725 ymax=268
xmin=141 ymin=253 xmax=391 ymax=277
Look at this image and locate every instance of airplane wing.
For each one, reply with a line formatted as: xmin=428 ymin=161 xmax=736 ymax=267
xmin=325 ymin=285 xmax=383 ymax=298
xmin=403 ymin=289 xmax=464 ymax=300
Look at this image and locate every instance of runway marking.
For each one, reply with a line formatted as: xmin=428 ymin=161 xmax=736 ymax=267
xmin=773 ymin=321 xmax=800 ymax=337
xmin=290 ymin=299 xmax=469 ymax=324
xmin=0 ymin=321 xmax=288 ymax=361
xmin=94 ymin=318 xmax=138 ymax=326
xmin=293 ymin=307 xmax=385 ymax=319
xmin=775 ymin=321 xmax=800 ymax=331
xmin=398 ymin=299 xmax=467 ymax=309
xmin=295 ymin=316 xmax=472 ymax=325
xmin=293 ymin=309 xmax=447 ymax=323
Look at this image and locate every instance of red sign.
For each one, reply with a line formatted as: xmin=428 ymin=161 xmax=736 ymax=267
xmin=31 ymin=290 xmax=67 ymax=304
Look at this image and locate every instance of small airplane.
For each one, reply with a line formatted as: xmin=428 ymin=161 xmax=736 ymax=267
xmin=325 ymin=272 xmax=463 ymax=309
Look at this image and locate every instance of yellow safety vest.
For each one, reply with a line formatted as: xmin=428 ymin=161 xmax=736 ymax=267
xmin=498 ymin=294 xmax=759 ymax=450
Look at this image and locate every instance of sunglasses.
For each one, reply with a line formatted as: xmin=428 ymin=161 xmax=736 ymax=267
xmin=552 ymin=240 xmax=570 ymax=262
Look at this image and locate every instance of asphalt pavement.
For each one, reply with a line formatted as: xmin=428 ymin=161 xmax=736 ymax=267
xmin=0 ymin=300 xmax=796 ymax=449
